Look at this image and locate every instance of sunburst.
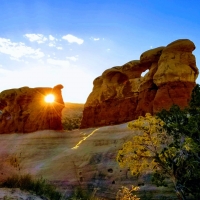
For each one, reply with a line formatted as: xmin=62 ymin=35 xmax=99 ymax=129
xmin=45 ymin=94 xmax=55 ymax=103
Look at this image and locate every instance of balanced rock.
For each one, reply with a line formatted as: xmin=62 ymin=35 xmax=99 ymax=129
xmin=81 ymin=39 xmax=198 ymax=128
xmin=0 ymin=85 xmax=65 ymax=134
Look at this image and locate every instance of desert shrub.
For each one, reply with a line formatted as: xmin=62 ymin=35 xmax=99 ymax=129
xmin=116 ymin=185 xmax=140 ymax=200
xmin=62 ymin=102 xmax=83 ymax=130
xmin=66 ymin=186 xmax=107 ymax=200
xmin=140 ymin=190 xmax=153 ymax=200
xmin=1 ymin=174 xmax=62 ymax=200
xmin=1 ymin=174 xmax=21 ymax=188
xmin=62 ymin=117 xmax=81 ymax=130
xmin=67 ymin=186 xmax=91 ymax=200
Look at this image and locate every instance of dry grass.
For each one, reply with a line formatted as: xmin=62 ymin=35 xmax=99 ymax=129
xmin=1 ymin=174 xmax=62 ymax=200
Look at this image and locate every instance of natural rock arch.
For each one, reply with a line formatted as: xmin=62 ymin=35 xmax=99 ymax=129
xmin=81 ymin=39 xmax=199 ymax=128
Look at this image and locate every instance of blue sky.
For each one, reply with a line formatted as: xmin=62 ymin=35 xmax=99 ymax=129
xmin=0 ymin=0 xmax=200 ymax=103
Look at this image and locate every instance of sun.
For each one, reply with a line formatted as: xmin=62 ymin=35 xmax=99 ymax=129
xmin=45 ymin=94 xmax=55 ymax=103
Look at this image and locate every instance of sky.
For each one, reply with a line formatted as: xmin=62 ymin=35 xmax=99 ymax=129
xmin=0 ymin=0 xmax=200 ymax=103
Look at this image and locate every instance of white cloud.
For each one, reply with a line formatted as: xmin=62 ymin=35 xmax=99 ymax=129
xmin=49 ymin=35 xmax=55 ymax=41
xmin=38 ymin=59 xmax=44 ymax=64
xmin=56 ymin=47 xmax=63 ymax=50
xmin=47 ymin=58 xmax=70 ymax=67
xmin=10 ymin=57 xmax=23 ymax=62
xmin=49 ymin=42 xmax=55 ymax=47
xmin=24 ymin=34 xmax=48 ymax=44
xmin=28 ymin=49 xmax=45 ymax=59
xmin=0 ymin=38 xmax=44 ymax=59
xmin=62 ymin=34 xmax=84 ymax=45
xmin=66 ymin=55 xmax=78 ymax=61
xmin=107 ymin=48 xmax=110 ymax=51
xmin=90 ymin=37 xmax=100 ymax=41
xmin=49 ymin=41 xmax=62 ymax=50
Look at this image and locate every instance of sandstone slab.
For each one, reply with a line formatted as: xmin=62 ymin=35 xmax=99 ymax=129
xmin=0 ymin=126 xmax=176 ymax=199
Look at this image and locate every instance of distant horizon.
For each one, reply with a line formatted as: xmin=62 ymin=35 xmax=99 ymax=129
xmin=1 ymin=0 xmax=200 ymax=103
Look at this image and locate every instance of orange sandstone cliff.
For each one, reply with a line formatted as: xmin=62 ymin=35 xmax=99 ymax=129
xmin=81 ymin=39 xmax=199 ymax=128
xmin=0 ymin=84 xmax=64 ymax=133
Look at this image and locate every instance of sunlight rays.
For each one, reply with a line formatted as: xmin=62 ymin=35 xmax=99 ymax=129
xmin=71 ymin=128 xmax=99 ymax=150
xmin=32 ymin=90 xmax=65 ymax=130
xmin=44 ymin=94 xmax=55 ymax=103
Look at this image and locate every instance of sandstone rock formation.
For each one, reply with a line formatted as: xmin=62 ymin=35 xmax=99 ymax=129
xmin=0 ymin=84 xmax=65 ymax=133
xmin=81 ymin=39 xmax=199 ymax=128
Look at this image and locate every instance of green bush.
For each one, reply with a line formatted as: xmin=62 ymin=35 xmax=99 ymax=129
xmin=67 ymin=186 xmax=90 ymax=199
xmin=1 ymin=174 xmax=62 ymax=200
xmin=66 ymin=186 xmax=107 ymax=200
xmin=62 ymin=117 xmax=81 ymax=130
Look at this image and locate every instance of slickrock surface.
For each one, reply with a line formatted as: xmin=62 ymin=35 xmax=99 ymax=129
xmin=0 ymin=84 xmax=64 ymax=134
xmin=81 ymin=39 xmax=198 ymax=128
xmin=0 ymin=126 xmax=176 ymax=199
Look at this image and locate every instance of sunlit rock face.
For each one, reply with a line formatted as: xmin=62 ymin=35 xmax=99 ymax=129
xmin=0 ymin=84 xmax=64 ymax=133
xmin=81 ymin=39 xmax=198 ymax=128
xmin=153 ymin=39 xmax=199 ymax=113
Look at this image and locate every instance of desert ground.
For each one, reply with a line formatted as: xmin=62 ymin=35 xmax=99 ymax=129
xmin=0 ymin=103 xmax=174 ymax=199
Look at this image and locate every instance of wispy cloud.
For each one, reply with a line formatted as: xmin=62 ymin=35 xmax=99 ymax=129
xmin=62 ymin=34 xmax=84 ymax=45
xmin=49 ymin=35 xmax=55 ymax=41
xmin=24 ymin=34 xmax=48 ymax=44
xmin=56 ymin=47 xmax=63 ymax=50
xmin=0 ymin=38 xmax=44 ymax=59
xmin=49 ymin=42 xmax=55 ymax=47
xmin=48 ymin=36 xmax=62 ymax=50
xmin=90 ymin=37 xmax=100 ymax=41
xmin=0 ymin=33 xmax=94 ymax=103
xmin=66 ymin=55 xmax=78 ymax=61
xmin=47 ymin=58 xmax=69 ymax=67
